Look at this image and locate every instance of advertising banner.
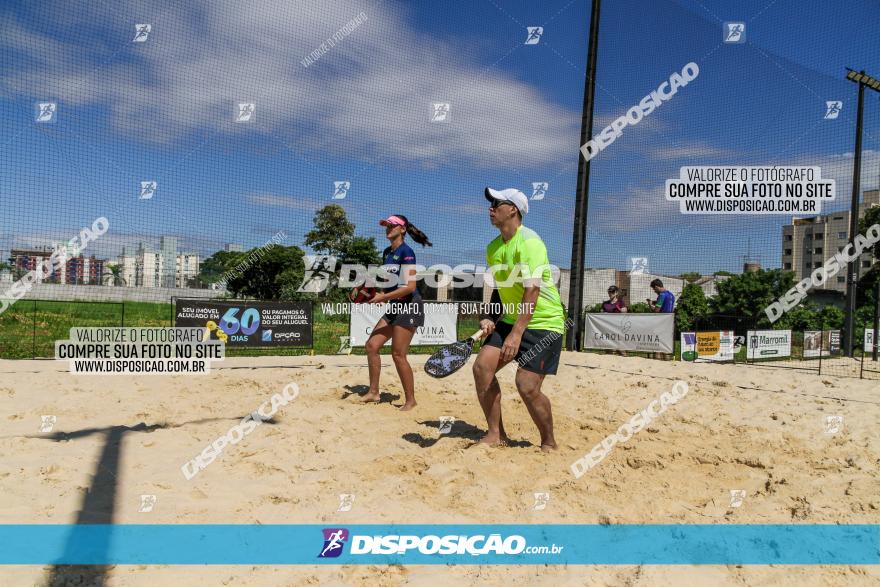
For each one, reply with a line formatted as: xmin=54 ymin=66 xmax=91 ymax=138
xmin=680 ymin=331 xmax=735 ymax=362
xmin=583 ymin=313 xmax=674 ymax=353
xmin=865 ymin=329 xmax=875 ymax=351
xmin=803 ymin=330 xmax=840 ymax=358
xmin=349 ymin=303 xmax=458 ymax=346
xmin=175 ymin=299 xmax=313 ymax=347
xmin=746 ymin=330 xmax=792 ymax=360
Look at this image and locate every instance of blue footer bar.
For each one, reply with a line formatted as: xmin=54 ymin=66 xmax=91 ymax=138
xmin=1 ymin=524 xmax=878 ymax=565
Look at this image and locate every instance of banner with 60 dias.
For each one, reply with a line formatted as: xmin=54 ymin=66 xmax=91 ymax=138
xmin=175 ymin=299 xmax=313 ymax=347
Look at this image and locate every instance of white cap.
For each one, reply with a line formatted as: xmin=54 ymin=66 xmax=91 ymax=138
xmin=485 ymin=187 xmax=529 ymax=215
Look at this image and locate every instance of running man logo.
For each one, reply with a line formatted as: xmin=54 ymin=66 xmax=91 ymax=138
xmin=337 ymin=494 xmax=355 ymax=512
xmin=139 ymin=181 xmax=157 ymax=200
xmin=39 ymin=415 xmax=56 ymax=433
xmin=332 ymin=181 xmax=350 ymax=199
xmin=729 ymin=489 xmax=746 ymax=508
xmin=532 ymin=492 xmax=550 ymax=511
xmin=525 ymin=26 xmax=543 ymax=45
xmin=823 ymin=415 xmax=843 ymax=435
xmin=431 ymin=102 xmax=450 ymax=123
xmin=531 ymin=182 xmax=548 ymax=200
xmin=824 ymin=101 xmax=842 ymax=119
xmin=138 ymin=494 xmax=157 ymax=513
xmin=723 ymin=22 xmax=745 ymax=43
xmin=630 ymin=257 xmax=648 ymax=275
xmin=236 ymin=102 xmax=256 ymax=122
xmin=35 ymin=102 xmax=57 ymax=123
xmin=318 ymin=528 xmax=349 ymax=558
xmin=297 ymin=255 xmax=337 ymax=293
xmin=438 ymin=416 xmax=455 ymax=435
xmin=133 ymin=24 xmax=151 ymax=42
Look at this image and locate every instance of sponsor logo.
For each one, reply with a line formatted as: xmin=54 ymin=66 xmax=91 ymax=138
xmin=319 ymin=528 xmax=349 ymax=558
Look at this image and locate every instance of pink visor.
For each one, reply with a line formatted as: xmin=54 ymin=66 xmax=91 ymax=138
xmin=379 ymin=215 xmax=407 ymax=228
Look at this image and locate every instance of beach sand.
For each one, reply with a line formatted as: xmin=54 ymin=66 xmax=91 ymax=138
xmin=0 ymin=352 xmax=878 ymax=586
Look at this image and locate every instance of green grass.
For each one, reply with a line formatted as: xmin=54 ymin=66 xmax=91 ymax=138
xmin=0 ymin=299 xmax=482 ymax=359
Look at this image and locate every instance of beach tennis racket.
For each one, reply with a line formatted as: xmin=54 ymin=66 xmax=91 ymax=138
xmin=424 ymin=329 xmax=487 ymax=378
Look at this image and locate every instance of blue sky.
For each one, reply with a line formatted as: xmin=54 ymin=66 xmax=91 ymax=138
xmin=1 ymin=0 xmax=878 ymax=277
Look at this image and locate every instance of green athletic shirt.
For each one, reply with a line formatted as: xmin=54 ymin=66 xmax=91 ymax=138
xmin=486 ymin=225 xmax=566 ymax=333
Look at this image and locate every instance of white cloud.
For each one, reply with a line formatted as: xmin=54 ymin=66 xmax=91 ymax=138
xmin=0 ymin=0 xmax=579 ymax=170
xmin=246 ymin=192 xmax=320 ymax=212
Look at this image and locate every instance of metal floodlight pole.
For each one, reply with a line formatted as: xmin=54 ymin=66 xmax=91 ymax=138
xmin=843 ymin=68 xmax=880 ymax=356
xmin=566 ymin=0 xmax=601 ymax=352
xmin=873 ymin=279 xmax=879 ymax=361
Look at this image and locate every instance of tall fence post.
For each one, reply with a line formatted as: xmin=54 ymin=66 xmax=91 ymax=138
xmin=32 ymin=299 xmax=37 ymax=359
xmin=873 ymin=279 xmax=879 ymax=362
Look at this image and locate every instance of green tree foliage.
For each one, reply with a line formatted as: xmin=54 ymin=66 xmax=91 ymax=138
xmin=709 ymin=269 xmax=795 ymax=326
xmin=675 ymin=282 xmax=709 ymax=332
xmin=679 ymin=272 xmax=702 ymax=283
xmin=225 ymin=245 xmax=306 ymax=300
xmin=858 ymin=205 xmax=880 ymax=262
xmin=304 ymin=205 xmax=355 ymax=257
xmin=303 ymin=205 xmax=381 ymax=301
xmin=199 ymin=250 xmax=245 ymax=286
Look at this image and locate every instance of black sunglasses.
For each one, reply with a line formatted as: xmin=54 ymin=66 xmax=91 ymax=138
xmin=489 ymin=198 xmax=515 ymax=209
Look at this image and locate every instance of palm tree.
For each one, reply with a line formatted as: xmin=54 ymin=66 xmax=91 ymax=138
xmin=102 ymin=263 xmax=127 ymax=287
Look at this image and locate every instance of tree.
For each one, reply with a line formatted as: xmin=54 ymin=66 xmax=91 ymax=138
xmin=679 ymin=272 xmax=702 ymax=283
xmin=709 ymin=269 xmax=796 ymax=326
xmin=303 ymin=205 xmax=355 ymax=258
xmin=199 ymin=250 xmax=246 ymax=287
xmin=675 ymin=282 xmax=709 ymax=332
xmin=858 ymin=205 xmax=880 ymax=263
xmin=302 ymin=205 xmax=382 ymax=301
xmin=225 ymin=245 xmax=306 ymax=300
xmin=101 ymin=263 xmax=127 ymax=287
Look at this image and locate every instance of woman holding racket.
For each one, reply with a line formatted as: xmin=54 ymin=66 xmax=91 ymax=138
xmin=361 ymin=214 xmax=431 ymax=411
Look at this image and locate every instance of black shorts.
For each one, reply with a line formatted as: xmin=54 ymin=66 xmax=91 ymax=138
xmin=381 ymin=299 xmax=425 ymax=328
xmin=484 ymin=320 xmax=563 ymax=375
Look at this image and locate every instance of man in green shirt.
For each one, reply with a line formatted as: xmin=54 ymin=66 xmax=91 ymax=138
xmin=472 ymin=187 xmax=567 ymax=451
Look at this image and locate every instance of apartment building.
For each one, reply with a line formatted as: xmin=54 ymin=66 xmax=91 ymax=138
xmin=9 ymin=247 xmax=104 ymax=285
xmin=119 ymin=238 xmax=201 ymax=288
xmin=782 ymin=189 xmax=879 ymax=293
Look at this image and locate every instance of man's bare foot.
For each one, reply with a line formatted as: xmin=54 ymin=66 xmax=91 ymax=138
xmin=478 ymin=434 xmax=510 ymax=447
xmin=399 ymin=401 xmax=417 ymax=411
xmin=540 ymin=443 xmax=558 ymax=452
xmin=361 ymin=391 xmax=381 ymax=403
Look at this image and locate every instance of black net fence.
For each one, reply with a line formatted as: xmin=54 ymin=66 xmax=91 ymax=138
xmin=1 ymin=0 xmax=878 ymax=376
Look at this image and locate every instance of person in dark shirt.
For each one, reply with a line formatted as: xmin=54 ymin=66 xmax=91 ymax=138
xmin=647 ymin=278 xmax=675 ymax=360
xmin=363 ymin=215 xmax=432 ymax=411
xmin=602 ymin=285 xmax=627 ymax=313
xmin=602 ymin=285 xmax=628 ymax=357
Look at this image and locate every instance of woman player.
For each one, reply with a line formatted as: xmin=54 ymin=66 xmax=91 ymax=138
xmin=362 ymin=215 xmax=432 ymax=410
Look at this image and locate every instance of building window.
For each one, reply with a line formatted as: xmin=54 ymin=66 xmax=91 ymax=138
xmin=784 ymin=263 xmax=792 ymax=270
xmin=864 ymin=260 xmax=871 ymax=268
xmin=784 ymin=249 xmax=792 ymax=255
xmin=833 ymin=216 xmax=844 ymax=220
xmin=814 ymin=248 xmax=822 ymax=254
xmin=814 ymin=234 xmax=823 ymax=240
xmin=814 ymin=262 xmax=822 ymax=269
xmin=785 ymin=235 xmax=793 ymax=241
xmin=838 ymin=232 xmax=846 ymax=239
xmin=837 ymin=276 xmax=845 ymax=283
